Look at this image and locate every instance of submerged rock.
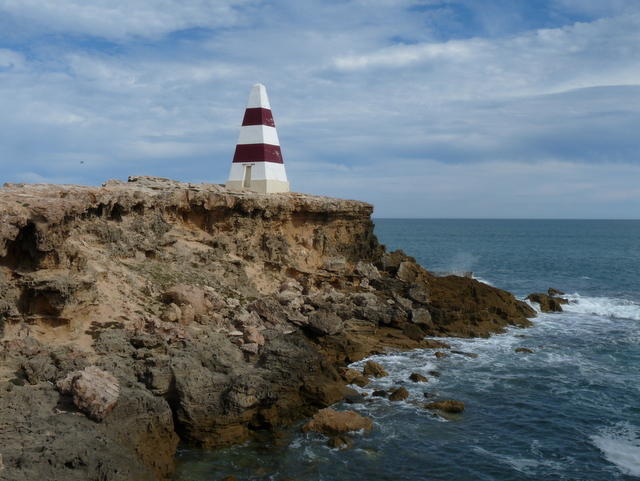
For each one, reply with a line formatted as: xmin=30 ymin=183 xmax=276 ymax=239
xmin=515 ymin=347 xmax=534 ymax=353
xmin=409 ymin=373 xmax=428 ymax=383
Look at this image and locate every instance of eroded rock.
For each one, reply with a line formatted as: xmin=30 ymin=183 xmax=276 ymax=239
xmin=0 ymin=177 xmax=537 ymax=479
xmin=426 ymin=400 xmax=465 ymax=413
xmin=389 ymin=387 xmax=409 ymax=401
xmin=409 ymin=373 xmax=428 ymax=383
xmin=526 ymin=292 xmax=568 ymax=313
xmin=362 ymin=360 xmax=389 ymax=378
xmin=301 ymin=408 xmax=373 ymax=435
xmin=57 ymin=366 xmax=120 ymax=421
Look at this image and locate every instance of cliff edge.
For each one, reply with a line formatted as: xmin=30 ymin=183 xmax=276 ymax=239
xmin=0 ymin=176 xmax=535 ymax=480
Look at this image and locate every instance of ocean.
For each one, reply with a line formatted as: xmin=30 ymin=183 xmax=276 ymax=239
xmin=174 ymin=219 xmax=640 ymax=480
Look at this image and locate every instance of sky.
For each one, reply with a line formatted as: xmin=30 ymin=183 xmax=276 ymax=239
xmin=0 ymin=0 xmax=639 ymax=218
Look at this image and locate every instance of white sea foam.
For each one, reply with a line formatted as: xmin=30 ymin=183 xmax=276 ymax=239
xmin=591 ymin=422 xmax=640 ymax=477
xmin=473 ymin=276 xmax=493 ymax=286
xmin=472 ymin=446 xmax=564 ymax=474
xmin=563 ymin=294 xmax=640 ymax=321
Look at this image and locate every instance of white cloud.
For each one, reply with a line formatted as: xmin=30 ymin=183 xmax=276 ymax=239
xmin=0 ymin=0 xmax=639 ymax=218
xmin=0 ymin=48 xmax=25 ymax=70
xmin=332 ymin=13 xmax=640 ymax=99
xmin=0 ymin=0 xmax=254 ymax=40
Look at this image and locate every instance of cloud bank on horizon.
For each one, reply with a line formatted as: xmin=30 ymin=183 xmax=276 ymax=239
xmin=1 ymin=0 xmax=639 ymax=218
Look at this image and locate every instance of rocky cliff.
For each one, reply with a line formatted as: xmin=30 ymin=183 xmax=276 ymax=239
xmin=0 ymin=176 xmax=535 ymax=480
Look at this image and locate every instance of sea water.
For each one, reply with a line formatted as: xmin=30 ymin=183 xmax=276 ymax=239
xmin=174 ymin=219 xmax=640 ymax=480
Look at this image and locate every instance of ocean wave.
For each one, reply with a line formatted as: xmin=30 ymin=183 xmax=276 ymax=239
xmin=591 ymin=422 xmax=640 ymax=477
xmin=472 ymin=275 xmax=493 ymax=286
xmin=472 ymin=446 xmax=565 ymax=475
xmin=562 ymin=294 xmax=640 ymax=321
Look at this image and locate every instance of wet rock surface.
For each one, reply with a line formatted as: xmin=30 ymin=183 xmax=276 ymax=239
xmin=426 ymin=400 xmax=466 ymax=413
xmin=301 ymin=408 xmax=373 ymax=435
xmin=0 ymin=177 xmax=536 ymax=480
xmin=526 ymin=292 xmax=569 ymax=312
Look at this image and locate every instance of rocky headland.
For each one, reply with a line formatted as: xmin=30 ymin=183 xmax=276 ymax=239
xmin=0 ymin=176 xmax=536 ymax=480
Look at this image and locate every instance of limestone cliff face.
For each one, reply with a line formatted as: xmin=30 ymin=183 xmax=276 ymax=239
xmin=0 ymin=176 xmax=535 ymax=480
xmin=0 ymin=176 xmax=380 ymax=336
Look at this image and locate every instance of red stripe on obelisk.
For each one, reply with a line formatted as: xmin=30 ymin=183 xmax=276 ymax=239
xmin=242 ymin=108 xmax=275 ymax=127
xmin=232 ymin=144 xmax=284 ymax=164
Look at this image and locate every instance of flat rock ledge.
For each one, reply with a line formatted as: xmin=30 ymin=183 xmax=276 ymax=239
xmin=0 ymin=177 xmax=536 ymax=480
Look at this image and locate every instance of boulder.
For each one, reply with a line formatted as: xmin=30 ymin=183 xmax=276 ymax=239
xmin=362 ymin=360 xmax=388 ymax=378
xmin=22 ymin=355 xmax=57 ymax=384
xmin=411 ymin=308 xmax=433 ymax=326
xmin=405 ymin=284 xmax=430 ymax=305
xmin=341 ymin=386 xmax=365 ymax=404
xmin=306 ymin=309 xmax=343 ymax=336
xmin=243 ymin=327 xmax=265 ymax=345
xmin=162 ymin=284 xmax=212 ymax=324
xmin=403 ymin=323 xmax=425 ymax=341
xmin=409 ymin=373 xmax=428 ymax=383
xmin=525 ymin=293 xmax=568 ymax=313
xmin=57 ymin=366 xmax=120 ymax=421
xmin=425 ymin=400 xmax=465 ymax=413
xmin=160 ymin=303 xmax=182 ymax=323
xmin=355 ymin=261 xmax=381 ymax=280
xmin=338 ymin=367 xmax=361 ymax=384
xmin=377 ymin=250 xmax=413 ymax=275
xmin=323 ymin=256 xmax=347 ymax=272
xmin=396 ymin=261 xmax=429 ymax=284
xmin=338 ymin=367 xmax=370 ymax=387
xmin=389 ymin=387 xmax=409 ymax=401
xmin=301 ymin=408 xmax=373 ymax=436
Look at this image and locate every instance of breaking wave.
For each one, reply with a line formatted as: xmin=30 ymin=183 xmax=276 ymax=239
xmin=591 ymin=422 xmax=640 ymax=477
xmin=562 ymin=294 xmax=640 ymax=321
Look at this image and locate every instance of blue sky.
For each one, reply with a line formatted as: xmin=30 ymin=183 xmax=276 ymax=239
xmin=1 ymin=0 xmax=639 ymax=218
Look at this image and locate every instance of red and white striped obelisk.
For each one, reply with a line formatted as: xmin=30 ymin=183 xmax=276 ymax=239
xmin=226 ymin=83 xmax=290 ymax=193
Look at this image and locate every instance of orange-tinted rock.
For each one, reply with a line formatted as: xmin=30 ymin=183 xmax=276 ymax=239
xmin=362 ymin=360 xmax=388 ymax=378
xmin=409 ymin=373 xmax=428 ymax=383
xmin=301 ymin=408 xmax=373 ymax=435
xmin=525 ymin=293 xmax=568 ymax=313
xmin=389 ymin=387 xmax=409 ymax=401
xmin=426 ymin=400 xmax=465 ymax=413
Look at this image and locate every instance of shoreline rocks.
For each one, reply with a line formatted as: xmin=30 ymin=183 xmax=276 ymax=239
xmin=426 ymin=400 xmax=466 ymax=414
xmin=525 ymin=288 xmax=569 ymax=313
xmin=301 ymin=408 xmax=373 ymax=436
xmin=0 ymin=176 xmax=537 ymax=479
